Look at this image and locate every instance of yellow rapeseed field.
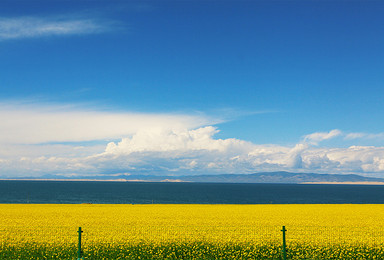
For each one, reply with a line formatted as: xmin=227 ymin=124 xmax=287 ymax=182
xmin=1 ymin=204 xmax=384 ymax=259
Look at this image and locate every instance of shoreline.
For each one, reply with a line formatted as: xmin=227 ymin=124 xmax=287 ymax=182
xmin=1 ymin=179 xmax=384 ymax=185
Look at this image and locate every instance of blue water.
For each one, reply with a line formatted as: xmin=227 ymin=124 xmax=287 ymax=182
xmin=1 ymin=181 xmax=384 ymax=204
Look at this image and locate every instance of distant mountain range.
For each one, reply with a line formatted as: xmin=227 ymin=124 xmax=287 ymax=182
xmin=12 ymin=171 xmax=384 ymax=184
xmin=173 ymin=171 xmax=384 ymax=184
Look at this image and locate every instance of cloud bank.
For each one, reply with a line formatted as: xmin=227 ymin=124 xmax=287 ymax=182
xmin=0 ymin=16 xmax=110 ymax=40
xmin=94 ymin=128 xmax=384 ymax=176
xmin=1 ymin=102 xmax=384 ymax=178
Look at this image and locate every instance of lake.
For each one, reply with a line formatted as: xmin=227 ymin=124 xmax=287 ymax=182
xmin=1 ymin=180 xmax=384 ymax=204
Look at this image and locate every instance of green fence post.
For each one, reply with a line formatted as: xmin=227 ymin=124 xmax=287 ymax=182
xmin=77 ymin=227 xmax=84 ymax=260
xmin=281 ymin=226 xmax=287 ymax=260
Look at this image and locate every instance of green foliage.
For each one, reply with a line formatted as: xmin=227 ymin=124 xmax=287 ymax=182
xmin=1 ymin=242 xmax=384 ymax=260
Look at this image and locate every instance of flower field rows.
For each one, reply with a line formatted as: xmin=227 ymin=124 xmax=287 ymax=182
xmin=1 ymin=204 xmax=384 ymax=259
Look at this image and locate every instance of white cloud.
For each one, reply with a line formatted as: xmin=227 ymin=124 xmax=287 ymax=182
xmin=344 ymin=133 xmax=366 ymax=140
xmin=0 ymin=102 xmax=212 ymax=145
xmin=345 ymin=132 xmax=384 ymax=140
xmin=1 ymin=103 xmax=384 ymax=178
xmin=303 ymin=129 xmax=342 ymax=145
xmin=66 ymin=129 xmax=384 ymax=177
xmin=104 ymin=126 xmax=253 ymax=155
xmin=285 ymin=143 xmax=308 ymax=168
xmin=0 ymin=16 xmax=110 ymax=40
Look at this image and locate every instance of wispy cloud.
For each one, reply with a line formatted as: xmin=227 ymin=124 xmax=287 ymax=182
xmin=345 ymin=132 xmax=384 ymax=140
xmin=302 ymin=129 xmax=384 ymax=144
xmin=0 ymin=16 xmax=111 ymax=40
xmin=0 ymin=101 xmax=213 ymax=145
xmin=303 ymin=129 xmax=342 ymax=145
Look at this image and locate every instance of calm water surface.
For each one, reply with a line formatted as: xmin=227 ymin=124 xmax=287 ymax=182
xmin=1 ymin=181 xmax=384 ymax=204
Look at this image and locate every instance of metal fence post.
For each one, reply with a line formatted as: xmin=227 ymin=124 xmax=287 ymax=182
xmin=77 ymin=227 xmax=84 ymax=260
xmin=281 ymin=226 xmax=287 ymax=260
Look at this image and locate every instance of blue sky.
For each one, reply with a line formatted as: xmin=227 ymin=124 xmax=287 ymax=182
xmin=1 ymin=0 xmax=384 ymax=178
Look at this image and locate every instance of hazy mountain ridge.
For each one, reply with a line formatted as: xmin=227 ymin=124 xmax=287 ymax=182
xmin=11 ymin=171 xmax=384 ymax=184
xmin=171 ymin=172 xmax=384 ymax=183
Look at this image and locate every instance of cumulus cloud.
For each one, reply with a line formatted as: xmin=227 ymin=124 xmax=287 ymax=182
xmin=285 ymin=144 xmax=308 ymax=168
xmin=4 ymin=126 xmax=384 ymax=178
xmin=0 ymin=16 xmax=110 ymax=40
xmin=104 ymin=126 xmax=253 ymax=155
xmin=1 ymin=102 xmax=384 ymax=178
xmin=61 ymin=128 xmax=384 ymax=177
